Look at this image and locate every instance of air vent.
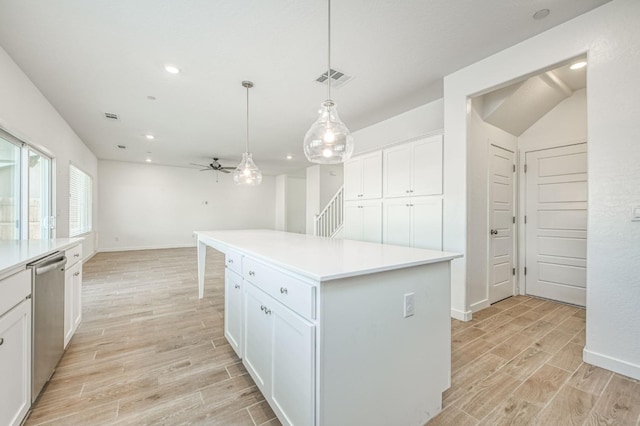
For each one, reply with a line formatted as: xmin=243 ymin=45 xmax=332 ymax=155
xmin=104 ymin=112 xmax=119 ymax=120
xmin=315 ymin=68 xmax=353 ymax=89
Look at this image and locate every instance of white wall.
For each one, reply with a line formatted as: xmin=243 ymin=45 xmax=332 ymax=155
xmin=351 ymin=99 xmax=444 ymax=155
xmin=306 ymin=166 xmax=320 ymax=234
xmin=467 ymin=98 xmax=518 ymax=312
xmin=275 ymin=175 xmax=287 ymax=231
xmin=0 ymin=46 xmax=98 ymax=259
xmin=98 ymin=160 xmax=276 ymax=251
xmin=286 ymin=177 xmax=306 ymax=234
xmin=444 ymin=0 xmax=640 ymax=379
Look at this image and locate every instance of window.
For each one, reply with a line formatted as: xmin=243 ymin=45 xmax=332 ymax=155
xmin=0 ymin=130 xmax=53 ymax=240
xmin=69 ymin=165 xmax=92 ymax=237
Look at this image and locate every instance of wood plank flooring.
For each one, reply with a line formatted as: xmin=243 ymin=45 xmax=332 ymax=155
xmin=25 ymin=248 xmax=640 ymax=425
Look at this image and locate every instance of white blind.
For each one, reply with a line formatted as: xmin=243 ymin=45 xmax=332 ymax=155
xmin=69 ymin=165 xmax=92 ymax=237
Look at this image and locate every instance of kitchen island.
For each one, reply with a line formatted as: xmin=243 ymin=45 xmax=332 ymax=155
xmin=195 ymin=230 xmax=461 ymax=426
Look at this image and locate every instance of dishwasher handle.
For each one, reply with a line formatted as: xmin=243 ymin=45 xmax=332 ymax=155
xmin=35 ymin=256 xmax=67 ymax=275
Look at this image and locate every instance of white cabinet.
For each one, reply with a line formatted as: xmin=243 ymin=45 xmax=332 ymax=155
xmin=344 ymin=151 xmax=382 ymax=200
xmin=344 ymin=200 xmax=382 ymax=243
xmin=383 ymin=135 xmax=443 ymax=198
xmin=0 ymin=270 xmax=31 ymax=426
xmin=244 ymin=283 xmax=315 ymax=426
xmin=64 ymin=244 xmax=82 ymax=348
xmin=383 ymin=197 xmax=443 ymax=250
xmin=224 ymin=268 xmax=243 ymax=358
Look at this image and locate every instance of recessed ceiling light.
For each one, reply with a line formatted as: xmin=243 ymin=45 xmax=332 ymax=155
xmin=117 ymin=145 xmax=126 ymax=149
xmin=145 ymin=134 xmax=155 ymax=140
xmin=286 ymin=155 xmax=293 ymax=160
xmin=533 ymin=9 xmax=550 ymax=20
xmin=164 ymin=65 xmax=180 ymax=74
xmin=570 ymin=61 xmax=587 ymax=70
xmin=145 ymin=158 xmax=152 ymax=163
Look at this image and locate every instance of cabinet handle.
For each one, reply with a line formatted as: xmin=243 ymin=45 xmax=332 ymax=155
xmin=227 ymin=259 xmax=233 ymax=264
xmin=410 ymin=189 xmax=414 ymax=193
xmin=265 ymin=308 xmax=272 ymax=315
xmin=0 ymin=337 xmax=3 ymax=345
xmin=280 ymin=287 xmax=288 ymax=295
xmin=260 ymin=305 xmax=266 ymax=311
xmin=234 ymin=284 xmax=240 ymax=289
xmin=405 ymin=189 xmax=410 ymax=193
xmin=74 ymin=271 xmax=80 ymax=277
xmin=249 ymin=271 xmax=255 ymax=276
xmin=406 ymin=203 xmax=411 ymax=207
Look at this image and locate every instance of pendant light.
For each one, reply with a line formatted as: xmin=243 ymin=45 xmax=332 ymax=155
xmin=233 ymin=81 xmax=262 ymax=186
xmin=303 ymin=0 xmax=353 ymax=164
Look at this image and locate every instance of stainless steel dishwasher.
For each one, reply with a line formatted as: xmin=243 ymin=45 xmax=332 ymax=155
xmin=28 ymin=251 xmax=67 ymax=402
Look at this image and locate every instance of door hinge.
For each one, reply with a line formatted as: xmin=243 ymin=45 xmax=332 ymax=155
xmin=524 ymin=164 xmax=528 ymax=173
xmin=524 ymin=267 xmax=527 ymax=275
xmin=512 ymin=216 xmax=516 ymax=224
xmin=524 ymin=215 xmax=527 ymax=224
xmin=513 ymin=164 xmax=516 ymax=173
xmin=512 ymin=268 xmax=516 ymax=276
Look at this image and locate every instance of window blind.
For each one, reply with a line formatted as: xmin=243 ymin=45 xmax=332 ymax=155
xmin=69 ymin=165 xmax=92 ymax=236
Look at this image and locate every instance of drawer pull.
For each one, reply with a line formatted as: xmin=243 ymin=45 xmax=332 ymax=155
xmin=74 ymin=253 xmax=80 ymax=258
xmin=227 ymin=259 xmax=234 ymax=264
xmin=260 ymin=305 xmax=266 ymax=311
xmin=265 ymin=308 xmax=272 ymax=315
xmin=74 ymin=271 xmax=80 ymax=277
xmin=280 ymin=287 xmax=288 ymax=295
xmin=249 ymin=271 xmax=255 ymax=276
xmin=234 ymin=284 xmax=240 ymax=289
xmin=0 ymin=337 xmax=4 ymax=345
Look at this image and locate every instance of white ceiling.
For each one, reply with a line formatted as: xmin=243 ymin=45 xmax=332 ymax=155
xmin=0 ymin=0 xmax=610 ymax=176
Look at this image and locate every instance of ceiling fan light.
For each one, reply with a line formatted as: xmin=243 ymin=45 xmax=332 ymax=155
xmin=303 ymin=100 xmax=353 ymax=164
xmin=233 ymin=152 xmax=262 ymax=186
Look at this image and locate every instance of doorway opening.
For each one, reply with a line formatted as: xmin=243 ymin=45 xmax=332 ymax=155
xmin=469 ymin=55 xmax=588 ymax=308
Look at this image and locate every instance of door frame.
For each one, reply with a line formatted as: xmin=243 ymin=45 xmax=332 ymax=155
xmin=487 ymin=143 xmax=518 ymax=304
xmin=517 ymin=138 xmax=588 ymax=296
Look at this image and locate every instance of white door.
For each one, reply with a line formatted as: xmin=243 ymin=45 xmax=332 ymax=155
xmin=271 ymin=302 xmax=316 ymax=426
xmin=489 ymin=145 xmax=515 ymax=303
xmin=383 ymin=144 xmax=412 ymax=198
xmin=525 ymin=143 xmax=587 ymax=306
xmin=360 ymin=151 xmax=382 ymax=199
xmin=343 ymin=157 xmax=362 ymax=201
xmin=243 ymin=284 xmax=273 ymax=392
xmin=412 ymin=197 xmax=443 ymax=250
xmin=383 ymin=199 xmax=412 ymax=247
xmin=360 ymin=201 xmax=382 ymax=243
xmin=343 ymin=201 xmax=362 ymax=241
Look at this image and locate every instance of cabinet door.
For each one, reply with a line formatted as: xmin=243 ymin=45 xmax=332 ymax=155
xmin=271 ymin=304 xmax=315 ymax=426
xmin=343 ymin=201 xmax=363 ymax=241
xmin=0 ymin=301 xmax=31 ymax=426
xmin=412 ymin=136 xmax=443 ymax=196
xmin=383 ymin=144 xmax=412 ymax=198
xmin=412 ymin=197 xmax=443 ymax=250
xmin=243 ymin=284 xmax=273 ymax=393
xmin=383 ymin=199 xmax=412 ymax=247
xmin=225 ymin=268 xmax=243 ymax=358
xmin=343 ymin=157 xmax=362 ymax=201
xmin=361 ymin=151 xmax=382 ymax=199
xmin=71 ymin=263 xmax=82 ymax=333
xmin=63 ymin=265 xmax=75 ymax=348
xmin=361 ymin=201 xmax=383 ymax=243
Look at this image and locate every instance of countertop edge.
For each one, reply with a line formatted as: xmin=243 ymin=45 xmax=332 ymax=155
xmin=0 ymin=238 xmax=85 ymax=278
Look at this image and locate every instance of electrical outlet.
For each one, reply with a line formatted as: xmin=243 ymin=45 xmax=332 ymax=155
xmin=404 ymin=293 xmax=415 ymax=318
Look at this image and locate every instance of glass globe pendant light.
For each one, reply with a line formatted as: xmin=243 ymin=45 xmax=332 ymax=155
xmin=233 ymin=81 xmax=262 ymax=186
xmin=303 ymin=0 xmax=353 ymax=164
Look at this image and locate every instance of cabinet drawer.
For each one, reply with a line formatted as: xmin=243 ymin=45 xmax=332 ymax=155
xmin=243 ymin=257 xmax=316 ymax=320
xmin=225 ymin=249 xmax=242 ymax=274
xmin=65 ymin=244 xmax=83 ymax=268
xmin=0 ymin=269 xmax=30 ymax=317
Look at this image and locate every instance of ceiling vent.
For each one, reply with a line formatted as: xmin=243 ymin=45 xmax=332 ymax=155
xmin=315 ymin=68 xmax=353 ymax=89
xmin=104 ymin=112 xmax=119 ymax=120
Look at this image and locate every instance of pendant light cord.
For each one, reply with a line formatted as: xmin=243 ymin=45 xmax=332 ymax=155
xmin=327 ymin=0 xmax=331 ymax=102
xmin=246 ymin=85 xmax=250 ymax=153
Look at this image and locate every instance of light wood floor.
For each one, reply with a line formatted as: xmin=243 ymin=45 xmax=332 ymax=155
xmin=25 ymin=248 xmax=640 ymax=425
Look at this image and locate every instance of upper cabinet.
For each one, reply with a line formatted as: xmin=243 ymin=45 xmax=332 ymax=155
xmin=383 ymin=135 xmax=443 ymax=198
xmin=344 ymin=151 xmax=382 ymax=201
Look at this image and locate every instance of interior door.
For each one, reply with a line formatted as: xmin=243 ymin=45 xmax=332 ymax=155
xmin=489 ymin=145 xmax=515 ymax=303
xmin=525 ymin=143 xmax=587 ymax=306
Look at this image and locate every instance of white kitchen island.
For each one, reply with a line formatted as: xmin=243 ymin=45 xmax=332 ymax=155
xmin=195 ymin=230 xmax=461 ymax=426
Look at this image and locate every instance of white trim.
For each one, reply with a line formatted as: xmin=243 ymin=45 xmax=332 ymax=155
xmin=351 ymin=129 xmax=444 ymax=158
xmin=583 ymin=348 xmax=640 ymax=380
xmin=470 ymin=299 xmax=490 ymax=313
xmin=98 ymin=243 xmax=196 ymax=253
xmin=450 ymin=307 xmax=472 ymax=322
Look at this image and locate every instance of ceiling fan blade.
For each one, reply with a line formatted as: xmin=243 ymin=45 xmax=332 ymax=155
xmin=200 ymin=168 xmax=212 ymax=171
xmin=190 ymin=163 xmax=210 ymax=168
xmin=221 ymin=167 xmax=235 ymax=170
xmin=220 ymin=169 xmax=231 ymax=174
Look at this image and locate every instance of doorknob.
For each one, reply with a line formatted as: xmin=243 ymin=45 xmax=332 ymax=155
xmin=490 ymin=229 xmax=498 ymax=235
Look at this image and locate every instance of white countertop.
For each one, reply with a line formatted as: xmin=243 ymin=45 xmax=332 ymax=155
xmin=195 ymin=230 xmax=462 ymax=282
xmin=0 ymin=238 xmax=84 ymax=277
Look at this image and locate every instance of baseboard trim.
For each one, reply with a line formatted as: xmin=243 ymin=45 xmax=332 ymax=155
xmin=583 ymin=348 xmax=640 ymax=380
xmin=98 ymin=243 xmax=196 ymax=253
xmin=451 ymin=308 xmax=472 ymax=321
xmin=470 ymin=299 xmax=490 ymax=313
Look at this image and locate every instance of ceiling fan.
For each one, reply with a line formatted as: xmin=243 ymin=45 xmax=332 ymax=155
xmin=190 ymin=158 xmax=235 ymax=174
